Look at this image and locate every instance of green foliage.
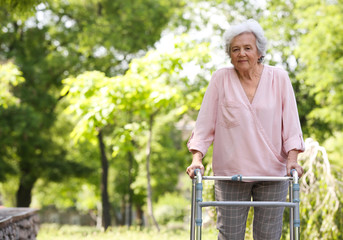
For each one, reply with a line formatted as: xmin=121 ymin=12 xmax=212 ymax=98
xmin=293 ymin=0 xmax=343 ymax=141
xmin=264 ymin=0 xmax=343 ymax=142
xmin=32 ymin=179 xmax=100 ymax=212
xmin=0 ymin=177 xmax=19 ymax=206
xmin=295 ymin=138 xmax=342 ymax=239
xmin=44 ymin=0 xmax=184 ymax=75
xmin=0 ymin=62 xmax=25 ymax=180
xmin=323 ymin=132 xmax=343 ymax=171
xmin=31 ymin=110 xmax=100 ymax=210
xmin=0 ymin=62 xmax=25 ymax=108
xmin=155 ymin=192 xmax=189 ymax=225
xmin=62 ymin=71 xmax=118 ymax=141
xmin=118 ymin=35 xmax=213 ymax=206
xmin=0 ymin=0 xmax=184 ymax=207
xmin=0 ymin=0 xmax=44 ymax=13
xmin=59 ymin=32 xmax=213 ymax=226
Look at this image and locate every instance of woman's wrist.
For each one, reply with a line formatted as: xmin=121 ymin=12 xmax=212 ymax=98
xmin=287 ymin=149 xmax=299 ymax=162
xmin=191 ymin=150 xmax=203 ymax=162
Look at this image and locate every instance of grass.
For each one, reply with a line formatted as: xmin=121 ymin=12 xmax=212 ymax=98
xmin=37 ymin=224 xmax=219 ymax=240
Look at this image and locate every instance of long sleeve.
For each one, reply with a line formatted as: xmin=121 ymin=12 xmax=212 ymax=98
xmin=281 ymin=73 xmax=305 ymax=154
xmin=187 ymin=71 xmax=219 ymax=156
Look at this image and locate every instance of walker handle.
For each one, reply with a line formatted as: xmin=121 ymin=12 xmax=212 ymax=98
xmin=194 ymin=168 xmax=201 ymax=176
xmin=290 ymin=169 xmax=298 ymax=177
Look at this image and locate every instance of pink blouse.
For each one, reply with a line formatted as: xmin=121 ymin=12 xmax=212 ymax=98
xmin=187 ymin=65 xmax=305 ymax=177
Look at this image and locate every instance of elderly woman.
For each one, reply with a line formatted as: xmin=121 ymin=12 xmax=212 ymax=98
xmin=186 ymin=19 xmax=305 ymax=240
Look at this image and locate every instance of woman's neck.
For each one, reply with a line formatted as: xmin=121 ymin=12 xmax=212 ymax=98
xmin=236 ymin=63 xmax=264 ymax=82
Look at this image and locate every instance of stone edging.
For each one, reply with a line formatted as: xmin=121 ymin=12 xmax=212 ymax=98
xmin=0 ymin=208 xmax=39 ymax=240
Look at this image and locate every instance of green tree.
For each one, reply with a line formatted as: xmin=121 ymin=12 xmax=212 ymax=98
xmin=0 ymin=62 xmax=25 ymax=108
xmin=263 ymin=0 xmax=343 ymax=142
xmin=61 ymin=71 xmax=119 ymax=229
xmin=293 ymin=0 xmax=343 ymax=141
xmin=0 ymin=0 xmax=44 ymax=12
xmin=117 ymin=36 xmax=213 ymax=229
xmin=0 ymin=62 xmax=25 ymax=181
xmin=60 ymin=34 xmax=212 ymax=228
xmin=0 ymin=0 xmax=183 ymax=209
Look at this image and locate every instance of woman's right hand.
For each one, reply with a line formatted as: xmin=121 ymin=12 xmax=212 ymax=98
xmin=186 ymin=151 xmax=205 ymax=179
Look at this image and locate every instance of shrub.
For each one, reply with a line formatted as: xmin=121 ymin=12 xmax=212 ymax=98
xmin=154 ymin=192 xmax=189 ymax=225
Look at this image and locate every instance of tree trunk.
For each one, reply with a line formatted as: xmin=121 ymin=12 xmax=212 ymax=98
xmin=16 ymin=174 xmax=36 ymax=207
xmin=127 ymin=146 xmax=135 ymax=226
xmin=136 ymin=203 xmax=144 ymax=228
xmin=97 ymin=128 xmax=111 ymax=230
xmin=120 ymin=196 xmax=126 ymax=225
xmin=146 ymin=114 xmax=160 ymax=231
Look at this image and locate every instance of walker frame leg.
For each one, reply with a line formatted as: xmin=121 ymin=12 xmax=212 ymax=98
xmin=291 ymin=170 xmax=300 ymax=240
xmin=289 ymin=181 xmax=294 ymax=240
xmin=190 ymin=179 xmax=196 ymax=240
xmin=195 ymin=169 xmax=203 ymax=240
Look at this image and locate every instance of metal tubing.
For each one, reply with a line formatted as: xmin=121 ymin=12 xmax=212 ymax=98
xmin=289 ymin=181 xmax=294 ymax=240
xmin=199 ymin=201 xmax=296 ymax=208
xmin=291 ymin=170 xmax=300 ymax=240
xmin=295 ymin=228 xmax=299 ymax=240
xmin=196 ymin=226 xmax=202 ymax=240
xmin=190 ymin=179 xmax=196 ymax=240
xmin=202 ymin=176 xmax=293 ymax=181
xmin=195 ymin=169 xmax=203 ymax=240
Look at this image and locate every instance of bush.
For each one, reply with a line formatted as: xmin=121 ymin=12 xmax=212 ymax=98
xmin=154 ymin=192 xmax=189 ymax=225
xmin=283 ymin=138 xmax=343 ymax=240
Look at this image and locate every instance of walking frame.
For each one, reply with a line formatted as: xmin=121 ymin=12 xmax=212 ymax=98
xmin=190 ymin=169 xmax=300 ymax=240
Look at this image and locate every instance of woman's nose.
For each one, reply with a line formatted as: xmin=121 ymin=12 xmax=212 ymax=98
xmin=238 ymin=49 xmax=246 ymax=56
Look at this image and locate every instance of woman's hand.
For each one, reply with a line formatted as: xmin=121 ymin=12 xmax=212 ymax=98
xmin=286 ymin=150 xmax=304 ymax=178
xmin=186 ymin=151 xmax=205 ymax=179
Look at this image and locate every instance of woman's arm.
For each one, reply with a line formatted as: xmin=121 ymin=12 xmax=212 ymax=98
xmin=186 ymin=71 xmax=220 ymax=178
xmin=280 ymin=70 xmax=305 ymax=177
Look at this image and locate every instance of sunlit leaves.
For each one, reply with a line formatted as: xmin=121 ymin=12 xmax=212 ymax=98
xmin=62 ymin=71 xmax=119 ymax=141
xmin=0 ymin=62 xmax=25 ymax=108
xmin=294 ymin=0 xmax=343 ymax=130
xmin=0 ymin=0 xmax=44 ymax=13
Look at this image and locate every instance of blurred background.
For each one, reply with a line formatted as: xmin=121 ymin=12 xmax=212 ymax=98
xmin=0 ymin=0 xmax=342 ymax=239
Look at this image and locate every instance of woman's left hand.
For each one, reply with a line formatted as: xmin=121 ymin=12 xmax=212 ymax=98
xmin=286 ymin=150 xmax=303 ymax=178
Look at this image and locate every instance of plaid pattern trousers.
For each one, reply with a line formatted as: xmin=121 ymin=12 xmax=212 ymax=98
xmin=215 ymin=180 xmax=289 ymax=240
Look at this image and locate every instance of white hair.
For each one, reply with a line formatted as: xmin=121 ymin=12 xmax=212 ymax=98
xmin=224 ymin=19 xmax=267 ymax=62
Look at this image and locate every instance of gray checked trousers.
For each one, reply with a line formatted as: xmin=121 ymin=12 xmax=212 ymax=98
xmin=215 ymin=180 xmax=289 ymax=240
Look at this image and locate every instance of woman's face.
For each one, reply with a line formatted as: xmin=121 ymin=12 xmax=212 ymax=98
xmin=230 ymin=32 xmax=261 ymax=72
